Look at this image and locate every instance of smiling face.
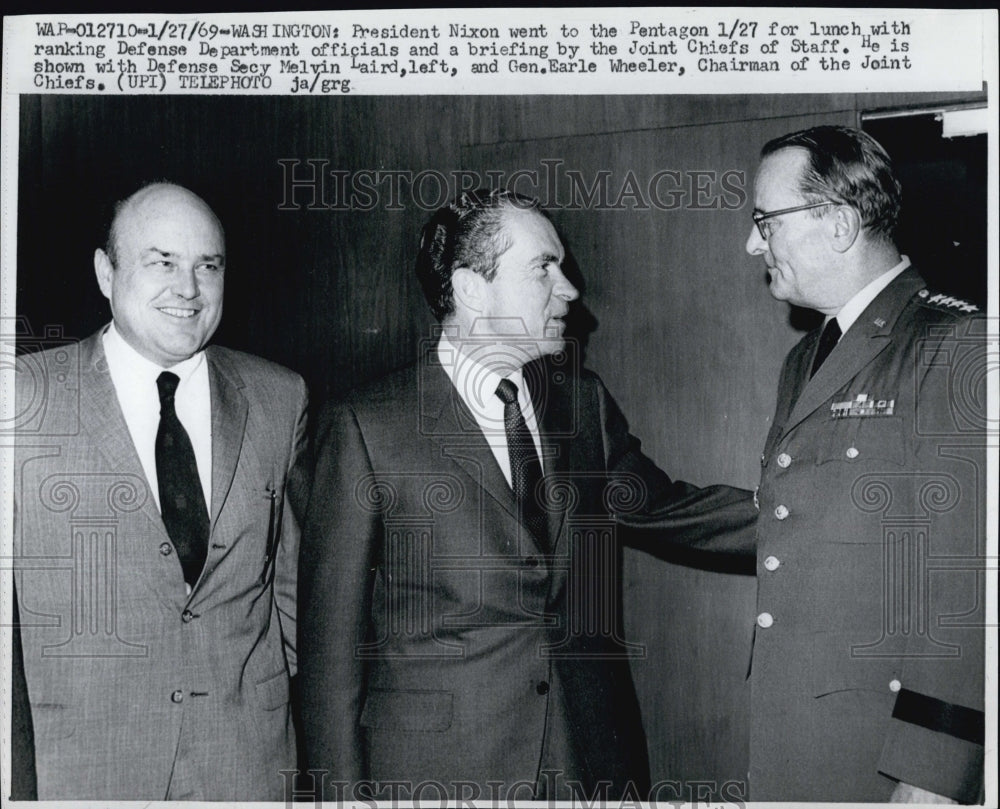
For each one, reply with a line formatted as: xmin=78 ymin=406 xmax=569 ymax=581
xmin=95 ymin=184 xmax=225 ymax=367
xmin=745 ymin=147 xmax=844 ymax=313
xmin=475 ymin=207 xmax=579 ymax=363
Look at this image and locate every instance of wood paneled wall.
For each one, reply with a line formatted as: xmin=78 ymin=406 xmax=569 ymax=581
xmin=16 ymin=91 xmax=984 ymax=793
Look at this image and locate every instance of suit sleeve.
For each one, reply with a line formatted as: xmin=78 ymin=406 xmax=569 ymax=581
xmin=11 ymin=582 xmax=38 ymax=800
xmin=275 ymin=376 xmax=310 ymax=676
xmin=595 ymin=376 xmax=759 ymax=556
xmin=875 ymin=321 xmax=986 ymax=803
xmin=298 ymin=402 xmax=378 ymax=784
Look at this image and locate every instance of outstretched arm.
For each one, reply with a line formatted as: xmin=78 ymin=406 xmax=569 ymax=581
xmin=594 ymin=374 xmax=758 ymax=556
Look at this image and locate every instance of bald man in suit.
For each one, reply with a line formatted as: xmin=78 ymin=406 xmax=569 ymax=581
xmin=11 ymin=183 xmax=309 ymax=799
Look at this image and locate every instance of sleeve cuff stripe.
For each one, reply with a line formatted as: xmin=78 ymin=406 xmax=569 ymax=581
xmin=892 ymin=688 xmax=984 ymax=745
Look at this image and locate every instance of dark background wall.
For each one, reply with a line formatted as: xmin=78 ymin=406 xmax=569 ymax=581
xmin=16 ymin=91 xmax=986 ymax=794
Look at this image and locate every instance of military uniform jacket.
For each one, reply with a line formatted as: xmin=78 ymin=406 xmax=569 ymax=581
xmin=299 ymin=351 xmax=756 ymax=800
xmin=12 ymin=329 xmax=309 ymax=800
xmin=750 ymin=268 xmax=985 ymax=801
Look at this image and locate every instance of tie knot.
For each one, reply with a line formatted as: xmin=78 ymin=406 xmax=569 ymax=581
xmin=495 ymin=378 xmax=519 ymax=406
xmin=822 ymin=318 xmax=842 ymax=343
xmin=810 ymin=318 xmax=843 ymax=378
xmin=157 ymin=371 xmax=180 ymax=404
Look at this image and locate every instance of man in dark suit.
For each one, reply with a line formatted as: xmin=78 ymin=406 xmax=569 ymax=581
xmin=11 ymin=183 xmax=309 ymax=799
xmin=745 ymin=126 xmax=986 ymax=802
xmin=299 ymin=189 xmax=757 ymax=801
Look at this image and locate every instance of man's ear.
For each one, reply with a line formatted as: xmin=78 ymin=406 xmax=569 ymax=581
xmin=94 ymin=248 xmax=114 ymax=301
xmin=830 ymin=205 xmax=862 ymax=254
xmin=451 ymin=267 xmax=485 ymax=313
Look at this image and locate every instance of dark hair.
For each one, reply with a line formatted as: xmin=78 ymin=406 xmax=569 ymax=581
xmin=415 ymin=188 xmax=540 ymax=321
xmin=762 ymin=125 xmax=902 ymax=241
xmin=103 ymin=197 xmax=129 ymax=268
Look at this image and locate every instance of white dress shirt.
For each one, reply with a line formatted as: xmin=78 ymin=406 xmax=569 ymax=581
xmin=437 ymin=332 xmax=544 ymax=487
xmin=102 ymin=322 xmax=213 ymax=513
xmin=829 ymin=255 xmax=911 ymax=337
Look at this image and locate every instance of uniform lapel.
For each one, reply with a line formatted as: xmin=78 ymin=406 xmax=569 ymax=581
xmin=784 ymin=323 xmax=892 ymax=434
xmin=78 ymin=332 xmax=169 ymax=541
xmin=765 ymin=334 xmax=815 ymax=456
xmin=206 ymin=348 xmax=248 ymax=530
xmin=782 ymin=269 xmax=924 ymax=437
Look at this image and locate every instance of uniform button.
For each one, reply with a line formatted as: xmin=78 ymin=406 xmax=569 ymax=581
xmin=889 ymin=679 xmax=902 ymax=693
xmin=757 ymin=612 xmax=774 ymax=629
xmin=846 ymin=447 xmax=859 ymax=459
xmin=764 ymin=556 xmax=780 ymax=572
xmin=774 ymin=505 xmax=789 ymax=520
xmin=777 ymin=453 xmax=791 ymax=468
xmin=159 ymin=543 xmax=173 ymax=556
xmin=170 ymin=690 xmax=184 ymax=704
xmin=760 ymin=453 xmax=766 ymax=467
xmin=181 ymin=610 xmax=194 ymax=623
xmin=536 ymin=681 xmax=550 ymax=695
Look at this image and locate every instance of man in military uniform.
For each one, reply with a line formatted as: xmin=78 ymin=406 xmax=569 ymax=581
xmin=744 ymin=126 xmax=986 ymax=802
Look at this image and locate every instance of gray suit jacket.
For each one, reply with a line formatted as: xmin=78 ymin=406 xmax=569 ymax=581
xmin=12 ymin=328 xmax=309 ymax=800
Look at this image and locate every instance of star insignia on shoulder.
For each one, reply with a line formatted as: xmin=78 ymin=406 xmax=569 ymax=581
xmin=917 ymin=288 xmax=979 ymax=313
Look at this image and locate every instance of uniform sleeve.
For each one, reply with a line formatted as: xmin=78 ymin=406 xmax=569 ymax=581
xmin=595 ymin=376 xmax=759 ymax=556
xmin=298 ymin=402 xmax=378 ymax=784
xmin=876 ymin=318 xmax=986 ymax=803
xmin=273 ymin=375 xmax=310 ymax=675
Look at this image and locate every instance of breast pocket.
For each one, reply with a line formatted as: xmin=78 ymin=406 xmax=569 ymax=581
xmin=816 ymin=415 xmax=906 ymax=468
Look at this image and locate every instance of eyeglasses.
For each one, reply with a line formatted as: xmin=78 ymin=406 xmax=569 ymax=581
xmin=752 ymin=201 xmax=837 ymax=241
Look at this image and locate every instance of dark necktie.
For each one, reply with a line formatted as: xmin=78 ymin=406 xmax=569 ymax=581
xmin=810 ymin=318 xmax=842 ymax=378
xmin=495 ymin=378 xmax=549 ymax=551
xmin=156 ymin=371 xmax=209 ymax=586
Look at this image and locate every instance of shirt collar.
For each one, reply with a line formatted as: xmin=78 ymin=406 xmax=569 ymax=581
xmin=437 ymin=331 xmax=526 ymax=420
xmin=834 ymin=255 xmax=911 ymax=335
xmin=103 ymin=321 xmax=205 ymax=384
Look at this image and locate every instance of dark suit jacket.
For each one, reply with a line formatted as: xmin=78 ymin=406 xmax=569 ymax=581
xmin=299 ymin=347 xmax=756 ymax=800
xmin=12 ymin=328 xmax=309 ymax=800
xmin=750 ymin=268 xmax=985 ymax=801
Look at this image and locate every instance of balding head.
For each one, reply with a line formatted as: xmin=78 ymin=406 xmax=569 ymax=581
xmin=105 ymin=183 xmax=224 ymax=268
xmin=95 ymin=183 xmax=226 ymax=367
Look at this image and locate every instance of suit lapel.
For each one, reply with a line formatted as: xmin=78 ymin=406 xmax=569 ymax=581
xmin=526 ymin=359 xmax=571 ymax=553
xmin=206 ymin=348 xmax=248 ymax=529
xmin=781 ymin=268 xmax=924 ymax=437
xmin=420 ymin=356 xmax=520 ymax=523
xmin=78 ymin=331 xmax=193 ymax=607
xmin=78 ymin=332 xmax=169 ymax=541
